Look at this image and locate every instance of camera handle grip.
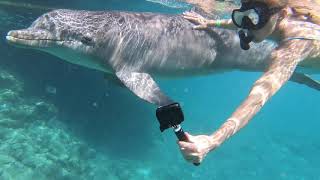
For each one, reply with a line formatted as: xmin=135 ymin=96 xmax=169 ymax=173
xmin=174 ymin=125 xmax=200 ymax=166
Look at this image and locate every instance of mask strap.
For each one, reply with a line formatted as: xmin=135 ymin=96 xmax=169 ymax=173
xmin=269 ymin=6 xmax=283 ymax=15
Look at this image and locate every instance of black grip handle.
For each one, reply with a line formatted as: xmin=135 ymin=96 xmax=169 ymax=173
xmin=175 ymin=127 xmax=200 ymax=166
xmin=175 ymin=127 xmax=188 ymax=141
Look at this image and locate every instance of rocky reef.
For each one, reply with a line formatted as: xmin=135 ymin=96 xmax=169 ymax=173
xmin=0 ymin=67 xmax=179 ymax=180
xmin=0 ymin=68 xmax=94 ymax=179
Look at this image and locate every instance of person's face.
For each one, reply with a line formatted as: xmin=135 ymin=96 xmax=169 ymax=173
xmin=239 ymin=0 xmax=280 ymax=42
xmin=250 ymin=13 xmax=279 ymax=42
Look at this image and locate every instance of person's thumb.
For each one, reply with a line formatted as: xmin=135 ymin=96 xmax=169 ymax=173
xmin=184 ymin=132 xmax=195 ymax=142
xmin=193 ymin=25 xmax=207 ymax=30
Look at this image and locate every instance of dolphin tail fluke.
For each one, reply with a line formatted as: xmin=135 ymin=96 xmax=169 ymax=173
xmin=115 ymin=71 xmax=174 ymax=106
xmin=290 ymin=73 xmax=320 ymax=91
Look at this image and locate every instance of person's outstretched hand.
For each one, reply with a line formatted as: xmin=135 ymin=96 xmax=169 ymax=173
xmin=177 ymin=132 xmax=218 ymax=164
xmin=183 ymin=11 xmax=212 ymax=30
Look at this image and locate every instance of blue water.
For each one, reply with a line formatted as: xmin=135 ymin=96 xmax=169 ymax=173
xmin=1 ymin=0 xmax=320 ymax=179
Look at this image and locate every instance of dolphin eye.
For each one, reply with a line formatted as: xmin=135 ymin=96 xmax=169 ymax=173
xmin=81 ymin=36 xmax=94 ymax=46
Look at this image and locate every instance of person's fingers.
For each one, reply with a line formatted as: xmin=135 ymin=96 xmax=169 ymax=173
xmin=184 ymin=132 xmax=198 ymax=143
xmin=182 ymin=11 xmax=192 ymax=15
xmin=183 ymin=155 xmax=195 ymax=163
xmin=179 ymin=146 xmax=203 ymax=163
xmin=183 ymin=13 xmax=202 ymax=19
xmin=183 ymin=12 xmax=193 ymax=17
xmin=179 ymin=147 xmax=194 ymax=160
xmin=183 ymin=14 xmax=197 ymax=20
xmin=193 ymin=157 xmax=202 ymax=164
xmin=183 ymin=16 xmax=200 ymax=23
xmin=183 ymin=16 xmax=196 ymax=22
xmin=188 ymin=11 xmax=203 ymax=18
xmin=193 ymin=26 xmax=201 ymax=30
xmin=180 ymin=145 xmax=198 ymax=154
xmin=184 ymin=132 xmax=192 ymax=141
xmin=184 ymin=148 xmax=200 ymax=155
xmin=184 ymin=156 xmax=197 ymax=162
xmin=177 ymin=140 xmax=191 ymax=147
xmin=177 ymin=141 xmax=193 ymax=150
xmin=185 ymin=16 xmax=202 ymax=23
xmin=178 ymin=141 xmax=198 ymax=152
xmin=181 ymin=151 xmax=198 ymax=161
xmin=183 ymin=11 xmax=197 ymax=16
xmin=183 ymin=11 xmax=205 ymax=21
xmin=183 ymin=153 xmax=202 ymax=164
xmin=193 ymin=25 xmax=207 ymax=30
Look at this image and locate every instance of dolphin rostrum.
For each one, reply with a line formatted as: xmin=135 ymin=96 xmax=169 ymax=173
xmin=6 ymin=9 xmax=319 ymax=106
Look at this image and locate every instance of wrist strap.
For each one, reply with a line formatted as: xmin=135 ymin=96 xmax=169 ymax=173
xmin=215 ymin=20 xmax=222 ymax=27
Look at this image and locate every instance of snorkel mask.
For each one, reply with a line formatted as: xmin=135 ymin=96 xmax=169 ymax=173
xmin=232 ymin=1 xmax=282 ymax=50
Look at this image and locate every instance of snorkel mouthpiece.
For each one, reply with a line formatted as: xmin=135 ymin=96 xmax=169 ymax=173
xmin=239 ymin=30 xmax=254 ymax=50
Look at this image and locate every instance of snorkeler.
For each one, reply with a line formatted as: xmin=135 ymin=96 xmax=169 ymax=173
xmin=179 ymin=0 xmax=320 ymax=164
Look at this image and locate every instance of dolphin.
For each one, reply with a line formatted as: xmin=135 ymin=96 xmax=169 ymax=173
xmin=6 ymin=9 xmax=320 ymax=106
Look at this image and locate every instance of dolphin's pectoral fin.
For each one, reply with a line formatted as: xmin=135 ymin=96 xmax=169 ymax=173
xmin=116 ymin=71 xmax=173 ymax=106
xmin=103 ymin=73 xmax=125 ymax=88
xmin=290 ymin=72 xmax=320 ymax=91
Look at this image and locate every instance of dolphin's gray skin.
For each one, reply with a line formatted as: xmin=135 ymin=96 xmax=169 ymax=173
xmin=5 ymin=9 xmax=316 ymax=106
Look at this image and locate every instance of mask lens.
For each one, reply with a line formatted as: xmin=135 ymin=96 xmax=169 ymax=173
xmin=232 ymin=9 xmax=260 ymax=28
xmin=247 ymin=9 xmax=259 ymax=25
xmin=232 ymin=10 xmax=245 ymax=27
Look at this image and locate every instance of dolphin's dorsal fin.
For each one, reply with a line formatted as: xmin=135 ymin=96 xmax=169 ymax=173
xmin=290 ymin=72 xmax=320 ymax=91
xmin=115 ymin=71 xmax=174 ymax=106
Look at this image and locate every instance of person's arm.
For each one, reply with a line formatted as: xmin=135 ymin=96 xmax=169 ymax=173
xmin=183 ymin=11 xmax=237 ymax=30
xmin=209 ymin=44 xmax=305 ymax=143
xmin=206 ymin=18 xmax=235 ymax=29
xmin=178 ymin=40 xmax=313 ymax=164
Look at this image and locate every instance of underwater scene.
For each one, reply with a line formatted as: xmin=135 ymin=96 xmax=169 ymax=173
xmin=0 ymin=0 xmax=320 ymax=179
